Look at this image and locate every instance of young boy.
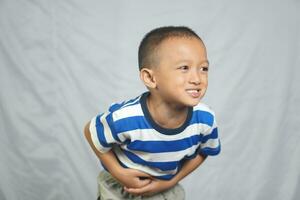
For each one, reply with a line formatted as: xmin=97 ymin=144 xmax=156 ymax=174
xmin=84 ymin=26 xmax=221 ymax=200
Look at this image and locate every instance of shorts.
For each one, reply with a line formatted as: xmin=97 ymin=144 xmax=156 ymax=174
xmin=97 ymin=170 xmax=185 ymax=200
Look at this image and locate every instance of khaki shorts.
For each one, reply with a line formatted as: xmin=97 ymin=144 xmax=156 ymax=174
xmin=97 ymin=171 xmax=185 ymax=200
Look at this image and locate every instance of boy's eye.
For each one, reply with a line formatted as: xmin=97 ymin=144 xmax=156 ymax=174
xmin=200 ymin=67 xmax=209 ymax=72
xmin=179 ymin=65 xmax=189 ymax=70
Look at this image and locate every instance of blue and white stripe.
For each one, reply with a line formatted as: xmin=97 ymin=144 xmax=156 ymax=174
xmin=89 ymin=94 xmax=221 ymax=180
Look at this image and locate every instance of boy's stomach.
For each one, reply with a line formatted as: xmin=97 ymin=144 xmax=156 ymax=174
xmin=111 ymin=145 xmax=196 ymax=180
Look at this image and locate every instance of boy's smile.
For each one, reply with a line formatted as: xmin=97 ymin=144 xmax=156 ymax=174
xmin=151 ymin=36 xmax=209 ymax=108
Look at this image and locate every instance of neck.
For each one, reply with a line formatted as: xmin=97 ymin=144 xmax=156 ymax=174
xmin=146 ymin=93 xmax=189 ymax=129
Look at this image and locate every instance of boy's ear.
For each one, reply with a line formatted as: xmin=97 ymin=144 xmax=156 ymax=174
xmin=140 ymin=68 xmax=157 ymax=89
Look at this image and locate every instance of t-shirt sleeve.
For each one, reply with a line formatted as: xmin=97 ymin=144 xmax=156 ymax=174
xmin=89 ymin=112 xmax=121 ymax=153
xmin=199 ymin=112 xmax=221 ymax=156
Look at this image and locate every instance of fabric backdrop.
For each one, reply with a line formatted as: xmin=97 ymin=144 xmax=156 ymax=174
xmin=0 ymin=0 xmax=299 ymax=199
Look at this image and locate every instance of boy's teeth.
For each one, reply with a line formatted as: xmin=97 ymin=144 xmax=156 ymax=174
xmin=187 ymin=89 xmax=201 ymax=98
xmin=187 ymin=90 xmax=198 ymax=93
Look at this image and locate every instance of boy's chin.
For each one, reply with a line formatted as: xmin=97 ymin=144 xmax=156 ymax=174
xmin=169 ymin=97 xmax=201 ymax=108
xmin=188 ymin=102 xmax=200 ymax=107
xmin=183 ymin=99 xmax=201 ymax=107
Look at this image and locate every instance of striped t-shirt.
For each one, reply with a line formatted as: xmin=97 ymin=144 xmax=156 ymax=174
xmin=89 ymin=92 xmax=221 ymax=180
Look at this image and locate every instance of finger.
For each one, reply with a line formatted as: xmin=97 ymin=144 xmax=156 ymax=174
xmin=124 ymin=187 xmax=152 ymax=197
xmin=132 ymin=170 xmax=152 ymax=178
xmin=137 ymin=178 xmax=152 ymax=187
xmin=124 ymin=183 xmax=152 ymax=195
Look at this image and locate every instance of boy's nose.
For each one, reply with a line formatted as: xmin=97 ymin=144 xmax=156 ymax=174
xmin=189 ymin=72 xmax=201 ymax=85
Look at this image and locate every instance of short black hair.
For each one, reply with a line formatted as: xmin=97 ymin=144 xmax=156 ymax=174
xmin=138 ymin=26 xmax=203 ymax=70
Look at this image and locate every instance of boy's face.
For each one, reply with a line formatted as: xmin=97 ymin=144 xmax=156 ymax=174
xmin=152 ymin=36 xmax=209 ymax=107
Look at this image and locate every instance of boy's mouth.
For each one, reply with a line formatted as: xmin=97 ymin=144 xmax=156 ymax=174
xmin=186 ymin=89 xmax=201 ymax=98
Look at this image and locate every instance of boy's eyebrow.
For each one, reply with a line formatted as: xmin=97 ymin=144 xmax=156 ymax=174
xmin=202 ymin=60 xmax=210 ymax=66
xmin=175 ymin=59 xmax=210 ymax=66
xmin=176 ymin=60 xmax=209 ymax=67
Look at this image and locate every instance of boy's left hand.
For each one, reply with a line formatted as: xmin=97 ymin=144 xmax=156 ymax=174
xmin=124 ymin=178 xmax=175 ymax=197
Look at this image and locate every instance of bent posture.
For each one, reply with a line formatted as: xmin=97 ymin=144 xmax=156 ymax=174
xmin=84 ymin=26 xmax=221 ymax=200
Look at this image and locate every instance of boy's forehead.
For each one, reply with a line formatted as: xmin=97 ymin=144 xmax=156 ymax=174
xmin=161 ymin=36 xmax=204 ymax=45
xmin=157 ymin=37 xmax=207 ymax=63
xmin=159 ymin=36 xmax=205 ymax=52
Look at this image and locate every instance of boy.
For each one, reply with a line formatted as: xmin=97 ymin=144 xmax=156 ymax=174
xmin=84 ymin=26 xmax=221 ymax=200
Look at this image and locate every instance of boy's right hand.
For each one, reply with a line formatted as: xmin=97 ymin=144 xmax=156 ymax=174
xmin=112 ymin=168 xmax=152 ymax=188
xmin=84 ymin=125 xmax=152 ymax=188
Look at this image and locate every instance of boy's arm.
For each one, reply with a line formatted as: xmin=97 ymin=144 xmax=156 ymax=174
xmin=84 ymin=121 xmax=151 ymax=188
xmin=125 ymin=154 xmax=206 ymax=196
xmin=170 ymin=153 xmax=207 ymax=184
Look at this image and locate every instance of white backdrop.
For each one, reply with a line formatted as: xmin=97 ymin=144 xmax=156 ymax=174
xmin=0 ymin=0 xmax=299 ymax=200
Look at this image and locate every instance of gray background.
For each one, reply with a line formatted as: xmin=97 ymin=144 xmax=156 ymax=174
xmin=0 ymin=0 xmax=299 ymax=199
